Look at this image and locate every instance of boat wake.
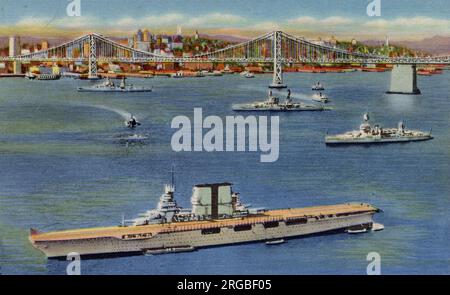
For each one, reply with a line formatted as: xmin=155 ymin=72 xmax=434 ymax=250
xmin=90 ymin=104 xmax=133 ymax=121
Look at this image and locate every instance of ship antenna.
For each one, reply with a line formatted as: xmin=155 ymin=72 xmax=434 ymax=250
xmin=170 ymin=164 xmax=175 ymax=188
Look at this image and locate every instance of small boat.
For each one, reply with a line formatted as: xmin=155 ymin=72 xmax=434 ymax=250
xmin=240 ymin=71 xmax=255 ymax=78
xmin=195 ymin=71 xmax=205 ymax=78
xmin=36 ymin=74 xmax=60 ymax=80
xmin=25 ymin=72 xmax=36 ymax=80
xmin=171 ymin=71 xmax=184 ymax=78
xmin=265 ymin=239 xmax=285 ymax=245
xmin=125 ymin=116 xmax=141 ymax=129
xmin=144 ymin=246 xmax=196 ymax=255
xmin=312 ymin=82 xmax=325 ymax=90
xmin=312 ymin=92 xmax=329 ymax=103
xmin=346 ymin=228 xmax=368 ymax=234
xmin=372 ymin=223 xmax=384 ymax=232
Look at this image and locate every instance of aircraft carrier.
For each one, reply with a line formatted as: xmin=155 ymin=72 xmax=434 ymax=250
xmin=29 ymin=182 xmax=381 ymax=258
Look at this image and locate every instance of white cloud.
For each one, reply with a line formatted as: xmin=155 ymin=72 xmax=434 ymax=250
xmin=288 ymin=16 xmax=353 ymax=26
xmin=365 ymin=17 xmax=450 ymax=29
xmin=187 ymin=13 xmax=246 ymax=27
xmin=246 ymin=21 xmax=281 ymax=31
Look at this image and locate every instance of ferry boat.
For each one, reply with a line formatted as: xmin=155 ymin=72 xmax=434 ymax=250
xmin=29 ymin=181 xmax=382 ymax=259
xmin=233 ymin=89 xmax=325 ymax=112
xmin=325 ymin=113 xmax=433 ymax=145
xmin=77 ymin=77 xmax=152 ymax=92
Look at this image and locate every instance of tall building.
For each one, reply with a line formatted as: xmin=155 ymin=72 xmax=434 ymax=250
xmin=9 ymin=36 xmax=21 ymax=57
xmin=143 ymin=29 xmax=151 ymax=42
xmin=41 ymin=40 xmax=49 ymax=50
xmin=136 ymin=29 xmax=143 ymax=42
xmin=177 ymin=25 xmax=182 ymax=36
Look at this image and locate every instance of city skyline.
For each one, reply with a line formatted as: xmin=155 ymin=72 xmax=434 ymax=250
xmin=0 ymin=0 xmax=450 ymax=40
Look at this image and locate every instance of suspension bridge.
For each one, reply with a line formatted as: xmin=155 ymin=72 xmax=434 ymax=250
xmin=2 ymin=31 xmax=449 ymax=92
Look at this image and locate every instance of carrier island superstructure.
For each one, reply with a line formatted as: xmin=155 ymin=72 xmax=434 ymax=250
xmin=29 ymin=183 xmax=381 ymax=258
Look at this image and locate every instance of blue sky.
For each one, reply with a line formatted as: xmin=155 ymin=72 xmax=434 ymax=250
xmin=1 ymin=0 xmax=450 ymax=40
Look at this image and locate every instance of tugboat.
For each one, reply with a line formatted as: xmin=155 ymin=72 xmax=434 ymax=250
xmin=325 ymin=113 xmax=433 ymax=145
xmin=77 ymin=77 xmax=152 ymax=92
xmin=312 ymin=92 xmax=329 ymax=103
xmin=233 ymin=89 xmax=325 ymax=111
xmin=312 ymin=81 xmax=325 ymax=91
xmin=29 ymin=178 xmax=382 ymax=258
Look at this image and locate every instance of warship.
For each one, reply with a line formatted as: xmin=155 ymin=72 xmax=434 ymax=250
xmin=29 ymin=181 xmax=382 ymax=258
xmin=312 ymin=82 xmax=325 ymax=91
xmin=325 ymin=113 xmax=433 ymax=145
xmin=77 ymin=77 xmax=152 ymax=92
xmin=233 ymin=89 xmax=325 ymax=111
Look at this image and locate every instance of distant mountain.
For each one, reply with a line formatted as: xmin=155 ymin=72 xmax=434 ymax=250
xmin=363 ymin=36 xmax=450 ymax=56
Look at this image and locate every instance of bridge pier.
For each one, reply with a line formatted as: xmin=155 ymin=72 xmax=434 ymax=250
xmin=12 ymin=61 xmax=22 ymax=74
xmin=386 ymin=64 xmax=421 ymax=95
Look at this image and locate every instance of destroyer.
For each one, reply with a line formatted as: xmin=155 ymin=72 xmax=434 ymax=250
xmin=233 ymin=90 xmax=325 ymax=111
xmin=77 ymin=77 xmax=152 ymax=92
xmin=325 ymin=113 xmax=433 ymax=145
xmin=29 ymin=181 xmax=381 ymax=258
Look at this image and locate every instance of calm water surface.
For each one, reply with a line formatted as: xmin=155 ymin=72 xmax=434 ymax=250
xmin=0 ymin=72 xmax=449 ymax=274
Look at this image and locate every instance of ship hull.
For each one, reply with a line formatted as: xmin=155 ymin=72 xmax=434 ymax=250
xmin=77 ymin=88 xmax=152 ymax=93
xmin=325 ymin=135 xmax=433 ymax=145
xmin=232 ymin=104 xmax=325 ymax=112
xmin=30 ymin=211 xmax=376 ymax=259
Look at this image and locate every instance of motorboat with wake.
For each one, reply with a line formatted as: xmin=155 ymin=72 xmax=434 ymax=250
xmin=77 ymin=77 xmax=153 ymax=92
xmin=233 ymin=89 xmax=326 ymax=111
xmin=325 ymin=113 xmax=433 ymax=145
xmin=125 ymin=116 xmax=141 ymax=129
xmin=312 ymin=92 xmax=329 ymax=103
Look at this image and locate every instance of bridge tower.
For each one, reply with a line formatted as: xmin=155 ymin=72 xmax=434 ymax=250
xmin=88 ymin=34 xmax=98 ymax=79
xmin=269 ymin=31 xmax=287 ymax=89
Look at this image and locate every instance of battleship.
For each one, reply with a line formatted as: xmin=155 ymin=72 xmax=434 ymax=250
xmin=77 ymin=77 xmax=153 ymax=92
xmin=325 ymin=113 xmax=433 ymax=145
xmin=233 ymin=90 xmax=326 ymax=111
xmin=29 ymin=181 xmax=382 ymax=258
